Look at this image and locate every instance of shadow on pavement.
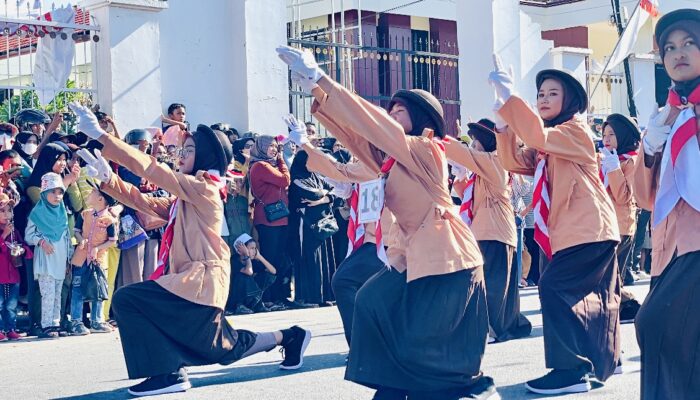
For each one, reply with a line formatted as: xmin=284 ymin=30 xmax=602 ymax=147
xmin=52 ymin=352 xmax=348 ymax=400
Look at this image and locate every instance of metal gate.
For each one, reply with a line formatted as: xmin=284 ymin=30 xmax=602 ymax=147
xmin=288 ymin=27 xmax=460 ymax=137
xmin=0 ymin=1 xmax=99 ymax=132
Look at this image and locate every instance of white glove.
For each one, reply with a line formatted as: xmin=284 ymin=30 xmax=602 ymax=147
xmin=69 ymin=102 xmax=106 ymax=140
xmin=448 ymin=161 xmax=468 ymax=180
xmin=493 ymin=100 xmax=507 ymax=131
xmin=600 ymin=147 xmax=621 ymax=172
xmin=642 ymin=103 xmax=673 ymax=155
xmin=282 ymin=114 xmax=309 ymax=146
xmin=292 ymin=71 xmax=318 ymax=94
xmin=488 ymin=54 xmax=515 ymax=103
xmin=76 ymin=148 xmax=112 ymax=183
xmin=276 ymin=45 xmax=325 ymax=84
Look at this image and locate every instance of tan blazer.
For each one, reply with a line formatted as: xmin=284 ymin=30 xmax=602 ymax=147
xmin=445 ymin=140 xmax=517 ymax=247
xmin=311 ymin=80 xmax=483 ymax=282
xmin=71 ymin=209 xmax=118 ymax=267
xmin=496 ymin=96 xmax=619 ymax=254
xmin=606 ymin=156 xmax=638 ymax=237
xmin=100 ymin=134 xmax=230 ymax=310
xmin=305 ymin=146 xmax=396 ymax=246
xmin=633 ymin=118 xmax=700 ymax=276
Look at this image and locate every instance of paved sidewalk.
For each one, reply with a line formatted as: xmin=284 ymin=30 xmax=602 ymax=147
xmin=1 ymin=280 xmax=650 ymax=400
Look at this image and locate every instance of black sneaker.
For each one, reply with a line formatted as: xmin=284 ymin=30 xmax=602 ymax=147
xmin=28 ymin=324 xmax=43 ymax=337
xmin=620 ymin=299 xmax=640 ymax=324
xmin=525 ymin=369 xmax=590 ymax=395
xmin=279 ymin=326 xmax=312 ymax=370
xmin=234 ymin=305 xmax=254 ymax=315
xmin=283 ymin=300 xmax=319 ymax=310
xmin=253 ymin=303 xmax=271 ymax=313
xmin=38 ymin=327 xmax=58 ymax=339
xmin=614 ymin=359 xmax=623 ymax=375
xmin=462 ymin=376 xmax=500 ymax=399
xmin=127 ymin=368 xmax=191 ymax=397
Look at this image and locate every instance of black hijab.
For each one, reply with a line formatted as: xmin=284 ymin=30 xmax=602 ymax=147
xmin=536 ymin=70 xmax=587 ymax=128
xmin=232 ymin=137 xmax=254 ymax=165
xmin=386 ymin=89 xmax=446 ymax=138
xmin=12 ymin=131 xmax=39 ymax=161
xmin=333 ymin=148 xmax=352 ymax=164
xmin=190 ymin=125 xmax=233 ymax=176
xmin=26 ymin=143 xmax=68 ymax=189
xmin=602 ymin=114 xmax=641 ymax=155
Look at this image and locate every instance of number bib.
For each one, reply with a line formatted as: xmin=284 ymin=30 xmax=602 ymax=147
xmin=358 ymin=178 xmax=385 ymax=224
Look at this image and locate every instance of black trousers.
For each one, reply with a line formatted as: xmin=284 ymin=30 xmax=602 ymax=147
xmin=331 ymin=242 xmax=385 ymax=345
xmin=256 ymin=224 xmax=289 ymax=302
xmin=523 ymin=228 xmax=540 ymax=284
xmin=630 ymin=210 xmax=651 ymax=272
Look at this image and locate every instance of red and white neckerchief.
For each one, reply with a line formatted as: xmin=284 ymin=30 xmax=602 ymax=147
xmin=346 ymin=184 xmax=366 ymax=257
xmin=149 ymin=171 xmax=227 ymax=280
xmin=598 ymin=150 xmax=638 ymax=189
xmin=374 ymin=157 xmax=396 ymax=265
xmin=532 ymin=153 xmax=552 ymax=259
xmin=653 ymin=85 xmax=700 ymax=226
xmin=458 ymin=172 xmax=476 ymax=225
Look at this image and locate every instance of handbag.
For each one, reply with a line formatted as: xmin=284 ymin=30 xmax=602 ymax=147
xmin=118 ymin=214 xmax=148 ymax=250
xmin=305 ymin=206 xmax=339 ymax=241
xmin=251 ymin=176 xmax=289 ymax=222
xmin=81 ymin=261 xmax=109 ymax=301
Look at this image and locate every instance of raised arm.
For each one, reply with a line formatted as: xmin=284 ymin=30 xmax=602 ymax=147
xmin=498 ymin=96 xmax=596 ymax=165
xmin=315 ymin=76 xmax=441 ymax=177
xmin=101 ymin=172 xmax=173 ymax=221
xmin=444 ymin=138 xmax=508 ymax=187
xmin=632 ymin=141 xmax=661 ymax=212
xmin=98 ymin=133 xmax=217 ymax=207
xmin=495 ymin=128 xmax=538 ymax=176
xmin=304 ymin=144 xmax=378 ymax=183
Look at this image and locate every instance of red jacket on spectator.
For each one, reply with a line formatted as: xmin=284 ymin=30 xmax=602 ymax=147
xmin=249 ymin=160 xmax=290 ymax=227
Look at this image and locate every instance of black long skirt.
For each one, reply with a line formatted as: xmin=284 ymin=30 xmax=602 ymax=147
xmin=636 ymin=250 xmax=700 ymax=399
xmin=297 ymin=222 xmax=337 ymax=304
xmin=346 ymin=267 xmax=488 ymax=392
xmin=111 ymin=281 xmax=256 ymax=379
xmin=478 ymin=240 xmax=532 ymax=342
xmin=539 ymin=240 xmax=620 ymax=381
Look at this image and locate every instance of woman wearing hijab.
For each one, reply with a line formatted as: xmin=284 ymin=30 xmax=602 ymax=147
xmin=490 ymin=60 xmax=620 ymax=394
xmin=329 ymin=146 xmax=351 ymax=265
xmin=633 ymin=9 xmax=700 ymax=399
xmin=231 ymin=137 xmax=254 ymax=175
xmin=69 ymin=104 xmax=312 ymax=397
xmin=445 ymin=118 xmax=532 ymax=344
xmin=13 ymin=131 xmax=39 ymax=167
xmin=289 ymin=150 xmax=337 ymax=306
xmin=248 ymin=135 xmax=293 ymax=307
xmin=599 ymin=114 xmax=642 ymax=323
xmin=278 ymin=46 xmax=497 ymax=400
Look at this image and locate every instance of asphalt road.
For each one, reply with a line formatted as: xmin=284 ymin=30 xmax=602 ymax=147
xmin=1 ymin=280 xmax=651 ymax=400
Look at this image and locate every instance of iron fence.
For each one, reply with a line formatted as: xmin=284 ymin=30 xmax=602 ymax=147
xmin=288 ymin=27 xmax=460 ymax=137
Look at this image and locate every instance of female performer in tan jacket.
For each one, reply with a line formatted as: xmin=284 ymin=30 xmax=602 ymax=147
xmin=278 ymin=46 xmax=497 ymax=400
xmin=69 ymin=103 xmax=311 ymax=398
xmin=490 ymin=61 xmax=620 ymax=395
xmin=445 ymin=118 xmax=531 ymax=343
xmin=633 ymin=9 xmax=700 ymax=399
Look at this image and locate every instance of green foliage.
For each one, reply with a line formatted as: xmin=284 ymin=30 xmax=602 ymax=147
xmin=0 ymin=80 xmax=90 ymax=133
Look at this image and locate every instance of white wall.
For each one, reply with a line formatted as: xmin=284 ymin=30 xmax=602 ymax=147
xmin=159 ymin=0 xmax=288 ymax=135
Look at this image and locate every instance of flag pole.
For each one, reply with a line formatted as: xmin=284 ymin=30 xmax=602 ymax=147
xmin=588 ymin=0 xmax=642 ymax=108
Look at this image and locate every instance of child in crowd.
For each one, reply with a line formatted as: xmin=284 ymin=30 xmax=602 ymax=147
xmin=68 ymin=181 xmax=119 ymax=335
xmin=226 ymin=233 xmax=279 ymax=314
xmin=25 ymin=173 xmax=72 ymax=339
xmin=0 ymin=193 xmax=30 ymax=340
xmin=223 ymin=172 xmax=252 ymax=248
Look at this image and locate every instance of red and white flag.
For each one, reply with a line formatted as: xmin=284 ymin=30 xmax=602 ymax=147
xmin=604 ymin=0 xmax=659 ymax=73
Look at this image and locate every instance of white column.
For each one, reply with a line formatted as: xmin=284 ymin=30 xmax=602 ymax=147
xmin=84 ymin=0 xmax=167 ymax=136
xmin=629 ymin=53 xmax=657 ymax=124
xmin=456 ymin=0 xmax=521 ymax=122
xmin=229 ymin=0 xmax=289 ymax=135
